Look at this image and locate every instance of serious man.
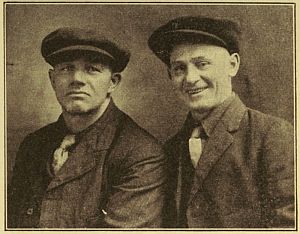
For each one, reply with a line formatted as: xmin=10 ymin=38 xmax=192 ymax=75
xmin=148 ymin=16 xmax=294 ymax=228
xmin=8 ymin=27 xmax=168 ymax=228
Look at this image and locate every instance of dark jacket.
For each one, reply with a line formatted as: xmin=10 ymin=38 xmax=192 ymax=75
xmin=164 ymin=95 xmax=294 ymax=228
xmin=8 ymin=101 xmax=168 ymax=228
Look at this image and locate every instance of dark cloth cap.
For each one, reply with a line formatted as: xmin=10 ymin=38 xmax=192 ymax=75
xmin=41 ymin=27 xmax=130 ymax=72
xmin=148 ymin=16 xmax=241 ymax=65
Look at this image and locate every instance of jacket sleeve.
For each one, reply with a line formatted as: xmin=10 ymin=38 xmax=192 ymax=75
xmin=7 ymin=135 xmax=32 ymax=228
xmin=261 ymin=119 xmax=295 ymax=228
xmin=102 ymin=139 xmax=168 ymax=228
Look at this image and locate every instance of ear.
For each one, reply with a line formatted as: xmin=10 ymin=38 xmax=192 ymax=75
xmin=48 ymin=69 xmax=56 ymax=88
xmin=108 ymin=73 xmax=121 ymax=93
xmin=228 ymin=53 xmax=240 ymax=78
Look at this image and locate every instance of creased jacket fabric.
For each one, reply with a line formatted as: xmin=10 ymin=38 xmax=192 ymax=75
xmin=164 ymin=95 xmax=294 ymax=228
xmin=8 ymin=101 xmax=168 ymax=228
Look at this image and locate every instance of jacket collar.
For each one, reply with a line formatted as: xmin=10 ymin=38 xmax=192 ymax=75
xmin=201 ymin=94 xmax=236 ymax=137
xmin=47 ymin=100 xmax=124 ymax=190
xmin=219 ymin=95 xmax=247 ymax=132
xmin=177 ymin=94 xmax=246 ymax=139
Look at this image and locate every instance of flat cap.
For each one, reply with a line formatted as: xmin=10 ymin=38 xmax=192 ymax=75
xmin=41 ymin=27 xmax=130 ymax=72
xmin=148 ymin=16 xmax=241 ymax=65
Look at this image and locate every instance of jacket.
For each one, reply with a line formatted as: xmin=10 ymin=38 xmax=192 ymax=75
xmin=8 ymin=101 xmax=168 ymax=228
xmin=164 ymin=95 xmax=294 ymax=228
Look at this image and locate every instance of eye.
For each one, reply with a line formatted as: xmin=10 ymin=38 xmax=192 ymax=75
xmin=55 ymin=64 xmax=73 ymax=73
xmin=170 ymin=63 xmax=186 ymax=76
xmin=62 ymin=66 xmax=70 ymax=71
xmin=86 ymin=65 xmax=105 ymax=73
xmin=194 ymin=61 xmax=210 ymax=69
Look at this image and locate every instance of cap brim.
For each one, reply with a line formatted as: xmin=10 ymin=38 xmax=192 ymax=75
xmin=44 ymin=49 xmax=115 ymax=68
xmin=46 ymin=45 xmax=115 ymax=61
xmin=148 ymin=30 xmax=228 ymax=65
xmin=44 ymin=47 xmax=130 ymax=72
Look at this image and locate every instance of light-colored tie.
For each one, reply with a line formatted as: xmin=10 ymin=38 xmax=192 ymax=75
xmin=52 ymin=134 xmax=76 ymax=175
xmin=188 ymin=127 xmax=202 ymax=168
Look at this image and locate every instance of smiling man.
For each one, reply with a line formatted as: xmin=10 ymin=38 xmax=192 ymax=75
xmin=148 ymin=16 xmax=294 ymax=228
xmin=8 ymin=27 xmax=168 ymax=228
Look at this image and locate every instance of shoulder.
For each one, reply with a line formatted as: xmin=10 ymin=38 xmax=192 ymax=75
xmin=245 ymin=108 xmax=293 ymax=136
xmin=237 ymin=108 xmax=294 ymax=158
xmin=14 ymin=121 xmax=60 ymax=168
xmin=19 ymin=121 xmax=60 ymax=149
xmin=109 ymin=111 xmax=166 ymax=169
xmin=118 ymin=112 xmax=162 ymax=149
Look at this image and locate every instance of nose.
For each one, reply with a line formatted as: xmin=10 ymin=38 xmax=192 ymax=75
xmin=70 ymin=70 xmax=86 ymax=85
xmin=185 ymin=65 xmax=199 ymax=84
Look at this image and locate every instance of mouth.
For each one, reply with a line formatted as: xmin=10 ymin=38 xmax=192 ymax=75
xmin=185 ymin=87 xmax=208 ymax=95
xmin=67 ymin=91 xmax=90 ymax=96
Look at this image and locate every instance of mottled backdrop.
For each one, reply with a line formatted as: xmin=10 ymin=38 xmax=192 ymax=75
xmin=6 ymin=3 xmax=294 ymax=182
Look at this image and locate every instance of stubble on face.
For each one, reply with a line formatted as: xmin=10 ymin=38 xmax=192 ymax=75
xmin=169 ymin=43 xmax=235 ymax=113
xmin=62 ymin=93 xmax=111 ymax=116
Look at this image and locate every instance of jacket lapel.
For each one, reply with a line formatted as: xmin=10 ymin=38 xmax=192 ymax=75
xmin=189 ymin=96 xmax=247 ymax=200
xmin=47 ymin=101 xmax=123 ymax=191
xmin=190 ymin=123 xmax=233 ymax=197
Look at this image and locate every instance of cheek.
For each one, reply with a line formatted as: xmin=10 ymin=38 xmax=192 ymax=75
xmin=209 ymin=70 xmax=226 ymax=84
xmin=53 ymin=76 xmax=68 ymax=87
xmin=91 ymin=80 xmax=112 ymax=95
xmin=171 ymin=77 xmax=183 ymax=89
xmin=54 ymin=81 xmax=68 ymax=95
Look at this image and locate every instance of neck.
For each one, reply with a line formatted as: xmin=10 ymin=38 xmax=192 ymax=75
xmin=62 ymin=98 xmax=111 ymax=134
xmin=191 ymin=109 xmax=212 ymax=122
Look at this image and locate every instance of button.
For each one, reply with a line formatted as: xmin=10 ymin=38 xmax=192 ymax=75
xmin=26 ymin=208 xmax=34 ymax=215
xmin=101 ymin=209 xmax=107 ymax=215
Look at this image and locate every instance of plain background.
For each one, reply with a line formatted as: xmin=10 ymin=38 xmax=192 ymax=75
xmin=6 ymin=3 xmax=294 ymax=182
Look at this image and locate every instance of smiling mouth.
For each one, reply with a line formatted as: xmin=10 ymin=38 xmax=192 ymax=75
xmin=186 ymin=87 xmax=208 ymax=95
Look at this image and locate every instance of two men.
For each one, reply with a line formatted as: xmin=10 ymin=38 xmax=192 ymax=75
xmin=8 ymin=28 xmax=168 ymax=228
xmin=8 ymin=16 xmax=295 ymax=229
xmin=148 ymin=16 xmax=294 ymax=228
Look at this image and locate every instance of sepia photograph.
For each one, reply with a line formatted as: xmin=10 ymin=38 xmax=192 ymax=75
xmin=4 ymin=1 xmax=296 ymax=231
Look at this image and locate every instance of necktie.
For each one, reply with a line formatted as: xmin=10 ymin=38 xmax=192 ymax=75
xmin=188 ymin=126 xmax=202 ymax=168
xmin=52 ymin=134 xmax=76 ymax=175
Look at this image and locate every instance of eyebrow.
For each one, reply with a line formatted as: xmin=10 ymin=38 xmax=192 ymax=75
xmin=54 ymin=62 xmax=73 ymax=68
xmin=170 ymin=56 xmax=211 ymax=65
xmin=190 ymin=56 xmax=211 ymax=63
xmin=54 ymin=60 xmax=107 ymax=66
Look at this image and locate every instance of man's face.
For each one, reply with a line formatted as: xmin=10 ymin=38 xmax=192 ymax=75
xmin=169 ymin=43 xmax=239 ymax=112
xmin=49 ymin=57 xmax=120 ymax=115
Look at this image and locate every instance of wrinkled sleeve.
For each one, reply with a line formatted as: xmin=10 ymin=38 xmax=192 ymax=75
xmin=103 ymin=139 xmax=168 ymax=227
xmin=262 ymin=120 xmax=295 ymax=228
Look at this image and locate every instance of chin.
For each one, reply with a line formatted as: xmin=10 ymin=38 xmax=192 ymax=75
xmin=66 ymin=109 xmax=90 ymax=115
xmin=186 ymin=101 xmax=214 ymax=112
xmin=65 ymin=103 xmax=104 ymax=116
xmin=64 ymin=105 xmax=91 ymax=115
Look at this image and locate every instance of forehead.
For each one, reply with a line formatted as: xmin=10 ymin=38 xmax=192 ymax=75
xmin=170 ymin=43 xmax=230 ymax=62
